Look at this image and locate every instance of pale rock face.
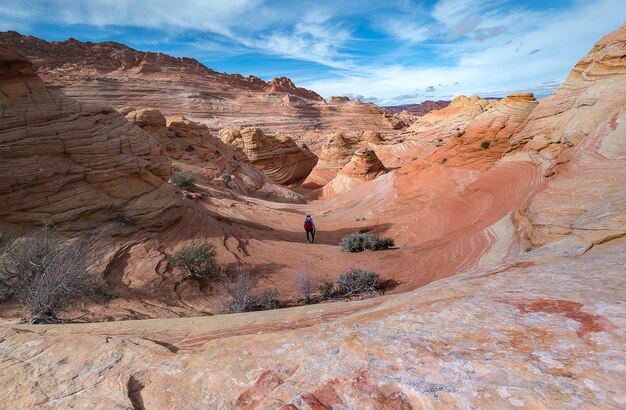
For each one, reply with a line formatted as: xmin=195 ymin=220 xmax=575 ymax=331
xmin=510 ymin=23 xmax=626 ymax=248
xmin=0 ymin=46 xmax=183 ymax=231
xmin=218 ymin=127 xmax=318 ymax=186
xmin=323 ymin=148 xmax=388 ymax=196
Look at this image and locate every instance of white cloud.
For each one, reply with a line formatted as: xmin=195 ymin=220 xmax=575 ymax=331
xmin=302 ymin=0 xmax=626 ymax=103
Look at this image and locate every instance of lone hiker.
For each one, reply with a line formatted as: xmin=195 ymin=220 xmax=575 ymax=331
xmin=304 ymin=214 xmax=316 ymax=243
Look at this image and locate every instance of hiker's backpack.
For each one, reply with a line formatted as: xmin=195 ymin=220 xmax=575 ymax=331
xmin=304 ymin=219 xmax=313 ymax=231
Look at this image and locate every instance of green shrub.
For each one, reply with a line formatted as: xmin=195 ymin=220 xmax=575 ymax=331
xmin=168 ymin=242 xmax=218 ymax=283
xmin=336 ymin=268 xmax=381 ymax=297
xmin=318 ymin=281 xmax=335 ymax=299
xmin=340 ymin=232 xmax=394 ymax=252
xmin=480 ymin=140 xmax=491 ymax=149
xmin=170 ymin=171 xmax=196 ymax=189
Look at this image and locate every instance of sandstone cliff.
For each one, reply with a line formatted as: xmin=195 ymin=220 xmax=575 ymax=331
xmin=0 ymin=47 xmax=182 ymax=232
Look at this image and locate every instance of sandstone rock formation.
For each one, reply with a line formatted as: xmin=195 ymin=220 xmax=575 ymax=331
xmin=361 ymin=129 xmax=384 ymax=144
xmin=407 ymin=95 xmax=495 ymax=141
xmin=124 ymin=111 xmax=303 ymax=202
xmin=0 ymin=46 xmax=182 ymax=231
xmin=301 ymin=133 xmax=356 ymax=188
xmin=322 ymin=148 xmax=388 ymax=196
xmin=218 ymin=127 xmax=318 ymax=186
xmin=0 ymin=32 xmax=404 ymax=133
xmin=384 ymin=99 xmax=451 ymax=116
xmin=508 ymin=24 xmax=626 ymax=249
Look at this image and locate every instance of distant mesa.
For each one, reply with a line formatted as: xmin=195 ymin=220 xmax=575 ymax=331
xmin=327 ymin=96 xmax=351 ymax=104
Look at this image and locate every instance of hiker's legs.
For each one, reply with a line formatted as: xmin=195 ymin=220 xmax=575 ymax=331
xmin=306 ymin=230 xmax=311 ymax=242
xmin=311 ymin=229 xmax=315 ymax=243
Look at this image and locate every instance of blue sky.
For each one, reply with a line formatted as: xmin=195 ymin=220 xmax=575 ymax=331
xmin=1 ymin=0 xmax=624 ymax=105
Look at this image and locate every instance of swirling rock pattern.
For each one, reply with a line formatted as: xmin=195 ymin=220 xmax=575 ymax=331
xmin=218 ymin=127 xmax=318 ymax=186
xmin=0 ymin=47 xmax=182 ymax=231
xmin=510 ymin=24 xmax=626 ymax=248
xmin=125 ymin=111 xmax=303 ymax=203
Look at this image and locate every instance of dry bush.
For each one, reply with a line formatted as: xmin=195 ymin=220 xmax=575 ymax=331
xmin=221 ymin=266 xmax=279 ymax=313
xmin=296 ymin=271 xmax=316 ymax=303
xmin=336 ymin=268 xmax=382 ymax=298
xmin=168 ymin=242 xmax=218 ymax=284
xmin=340 ymin=232 xmax=395 ymax=252
xmin=0 ymin=226 xmax=100 ymax=323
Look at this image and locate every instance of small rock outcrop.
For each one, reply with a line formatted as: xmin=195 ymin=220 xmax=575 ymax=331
xmin=0 ymin=47 xmax=182 ymax=231
xmin=302 ymin=133 xmax=356 ymax=188
xmin=323 ymin=148 xmax=388 ymax=196
xmin=361 ymin=130 xmax=384 ymax=144
xmin=218 ymin=127 xmax=318 ymax=186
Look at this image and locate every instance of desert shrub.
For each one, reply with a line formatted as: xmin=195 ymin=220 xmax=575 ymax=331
xmin=168 ymin=242 xmax=218 ymax=284
xmin=170 ymin=171 xmax=196 ymax=189
xmin=221 ymin=266 xmax=279 ymax=313
xmin=318 ymin=281 xmax=335 ymax=299
xmin=340 ymin=232 xmax=395 ymax=252
xmin=480 ymin=140 xmax=491 ymax=149
xmin=184 ymin=144 xmax=195 ymax=152
xmin=296 ymin=271 xmax=315 ymax=303
xmin=0 ymin=226 xmax=99 ymax=323
xmin=256 ymin=288 xmax=280 ymax=310
xmin=336 ymin=268 xmax=382 ymax=297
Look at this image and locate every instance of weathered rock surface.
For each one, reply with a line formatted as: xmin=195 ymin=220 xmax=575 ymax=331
xmin=407 ymin=95 xmax=494 ymax=141
xmin=0 ymin=32 xmax=404 ymax=133
xmin=509 ymin=24 xmax=626 ymax=248
xmin=301 ymin=133 xmax=355 ymax=188
xmin=0 ymin=47 xmax=182 ymax=231
xmin=0 ymin=237 xmax=623 ymax=408
xmin=323 ymin=148 xmax=388 ymax=196
xmin=218 ymin=127 xmax=318 ymax=186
